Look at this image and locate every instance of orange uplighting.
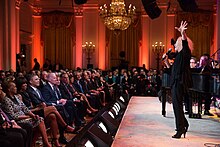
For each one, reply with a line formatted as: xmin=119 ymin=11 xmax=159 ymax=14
xmin=140 ymin=15 xmax=149 ymax=69
xmin=10 ymin=12 xmax=17 ymax=71
xmin=98 ymin=42 xmax=105 ymax=70
xmin=213 ymin=13 xmax=217 ymax=58
xmin=166 ymin=14 xmax=175 ymax=52
xmin=32 ymin=16 xmax=42 ymax=69
xmin=75 ymin=15 xmax=83 ymax=68
xmin=141 ymin=39 xmax=149 ymax=69
xmin=98 ymin=19 xmax=106 ymax=70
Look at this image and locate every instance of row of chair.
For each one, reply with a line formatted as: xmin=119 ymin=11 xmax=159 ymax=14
xmin=66 ymin=95 xmax=130 ymax=147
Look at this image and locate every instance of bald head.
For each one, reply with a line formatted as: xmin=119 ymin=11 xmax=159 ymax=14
xmin=47 ymin=73 xmax=57 ymax=85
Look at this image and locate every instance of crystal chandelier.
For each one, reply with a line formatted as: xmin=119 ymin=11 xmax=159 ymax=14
xmin=99 ymin=0 xmax=136 ymax=31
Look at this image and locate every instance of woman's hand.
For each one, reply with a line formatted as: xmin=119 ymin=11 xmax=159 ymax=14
xmin=33 ymin=114 xmax=40 ymax=120
xmin=175 ymin=21 xmax=188 ymax=40
xmin=11 ymin=120 xmax=21 ymax=128
xmin=175 ymin=21 xmax=187 ymax=35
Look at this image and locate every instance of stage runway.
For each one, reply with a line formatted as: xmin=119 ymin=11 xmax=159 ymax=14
xmin=112 ymin=96 xmax=220 ymax=147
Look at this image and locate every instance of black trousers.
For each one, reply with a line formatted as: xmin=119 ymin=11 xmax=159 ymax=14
xmin=184 ymin=92 xmax=192 ymax=114
xmin=18 ymin=122 xmax=33 ymax=147
xmin=0 ymin=128 xmax=26 ymax=147
xmin=64 ymin=100 xmax=82 ymax=126
xmin=171 ymin=81 xmax=188 ymax=131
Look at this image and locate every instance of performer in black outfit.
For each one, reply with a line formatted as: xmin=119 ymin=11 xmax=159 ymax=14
xmin=163 ymin=21 xmax=192 ymax=139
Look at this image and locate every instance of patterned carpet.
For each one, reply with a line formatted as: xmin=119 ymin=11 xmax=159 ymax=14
xmin=112 ymin=96 xmax=220 ymax=147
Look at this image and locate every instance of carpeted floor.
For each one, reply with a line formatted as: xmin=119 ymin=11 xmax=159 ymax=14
xmin=112 ymin=96 xmax=220 ymax=147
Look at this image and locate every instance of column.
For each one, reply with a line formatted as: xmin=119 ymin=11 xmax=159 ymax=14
xmin=6 ymin=0 xmax=18 ymax=71
xmin=15 ymin=0 xmax=21 ymax=54
xmin=0 ymin=0 xmax=4 ymax=69
xmin=75 ymin=7 xmax=83 ymax=68
xmin=32 ymin=7 xmax=42 ymax=69
xmin=140 ymin=14 xmax=150 ymax=69
xmin=217 ymin=0 xmax=220 ymax=60
xmin=166 ymin=12 xmax=175 ymax=51
xmin=98 ymin=16 xmax=106 ymax=70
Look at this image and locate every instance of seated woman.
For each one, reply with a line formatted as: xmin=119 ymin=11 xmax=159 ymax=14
xmin=0 ymin=83 xmax=28 ymax=147
xmin=68 ymin=74 xmax=98 ymax=113
xmin=16 ymin=76 xmax=76 ymax=146
xmin=121 ymin=71 xmax=132 ymax=95
xmin=1 ymin=80 xmax=52 ymax=147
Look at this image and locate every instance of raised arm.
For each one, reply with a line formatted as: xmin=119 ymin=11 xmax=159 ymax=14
xmin=175 ymin=21 xmax=187 ymax=40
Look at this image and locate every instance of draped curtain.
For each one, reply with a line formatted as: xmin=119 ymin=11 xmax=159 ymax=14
xmin=106 ymin=14 xmax=142 ymax=69
xmin=41 ymin=11 xmax=75 ymax=69
xmin=176 ymin=12 xmax=214 ymax=59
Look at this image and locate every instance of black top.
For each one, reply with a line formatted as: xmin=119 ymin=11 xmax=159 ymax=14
xmin=171 ymin=39 xmax=193 ymax=92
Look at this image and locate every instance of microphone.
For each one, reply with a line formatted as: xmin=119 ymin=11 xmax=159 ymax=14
xmin=162 ymin=48 xmax=172 ymax=61
xmin=171 ymin=38 xmax=176 ymax=46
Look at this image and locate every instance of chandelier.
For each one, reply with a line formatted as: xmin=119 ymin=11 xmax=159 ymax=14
xmin=99 ymin=0 xmax=136 ymax=31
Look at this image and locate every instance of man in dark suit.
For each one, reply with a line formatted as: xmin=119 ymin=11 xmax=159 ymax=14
xmin=26 ymin=74 xmax=71 ymax=144
xmin=39 ymin=71 xmax=48 ymax=90
xmin=41 ymin=73 xmax=82 ymax=131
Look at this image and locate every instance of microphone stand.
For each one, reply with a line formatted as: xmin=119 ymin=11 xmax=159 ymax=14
xmin=210 ymin=48 xmax=220 ymax=68
xmin=210 ymin=48 xmax=220 ymax=58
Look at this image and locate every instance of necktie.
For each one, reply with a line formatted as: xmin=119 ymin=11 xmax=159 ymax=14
xmin=65 ymin=84 xmax=73 ymax=99
xmin=53 ymin=86 xmax=59 ymax=100
xmin=56 ymin=87 xmax=62 ymax=97
xmin=77 ymin=81 xmax=84 ymax=93
xmin=36 ymin=89 xmax=43 ymax=100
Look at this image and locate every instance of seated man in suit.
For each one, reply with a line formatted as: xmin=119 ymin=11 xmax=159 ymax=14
xmin=26 ymin=74 xmax=75 ymax=145
xmin=40 ymin=73 xmax=82 ymax=130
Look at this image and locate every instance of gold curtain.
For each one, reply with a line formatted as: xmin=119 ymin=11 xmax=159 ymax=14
xmin=176 ymin=12 xmax=214 ymax=59
xmin=106 ymin=14 xmax=142 ymax=69
xmin=42 ymin=11 xmax=75 ymax=69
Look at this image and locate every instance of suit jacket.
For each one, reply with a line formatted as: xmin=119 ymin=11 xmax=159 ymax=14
xmin=58 ymin=82 xmax=73 ymax=100
xmin=74 ymin=79 xmax=85 ymax=94
xmin=26 ymin=85 xmax=52 ymax=107
xmin=40 ymin=83 xmax=71 ymax=120
xmin=41 ymin=83 xmax=60 ymax=104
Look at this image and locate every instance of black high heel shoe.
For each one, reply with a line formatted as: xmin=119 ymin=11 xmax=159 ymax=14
xmin=51 ymin=138 xmax=62 ymax=147
xmin=172 ymin=130 xmax=186 ymax=139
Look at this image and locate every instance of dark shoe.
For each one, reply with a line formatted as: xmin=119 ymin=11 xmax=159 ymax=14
xmin=59 ymin=136 xmax=68 ymax=144
xmin=204 ymin=110 xmax=214 ymax=116
xmin=52 ymin=138 xmax=62 ymax=147
xmin=172 ymin=130 xmax=186 ymax=139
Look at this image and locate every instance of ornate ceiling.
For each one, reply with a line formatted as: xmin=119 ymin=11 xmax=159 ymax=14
xmin=21 ymin=0 xmax=216 ymax=13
